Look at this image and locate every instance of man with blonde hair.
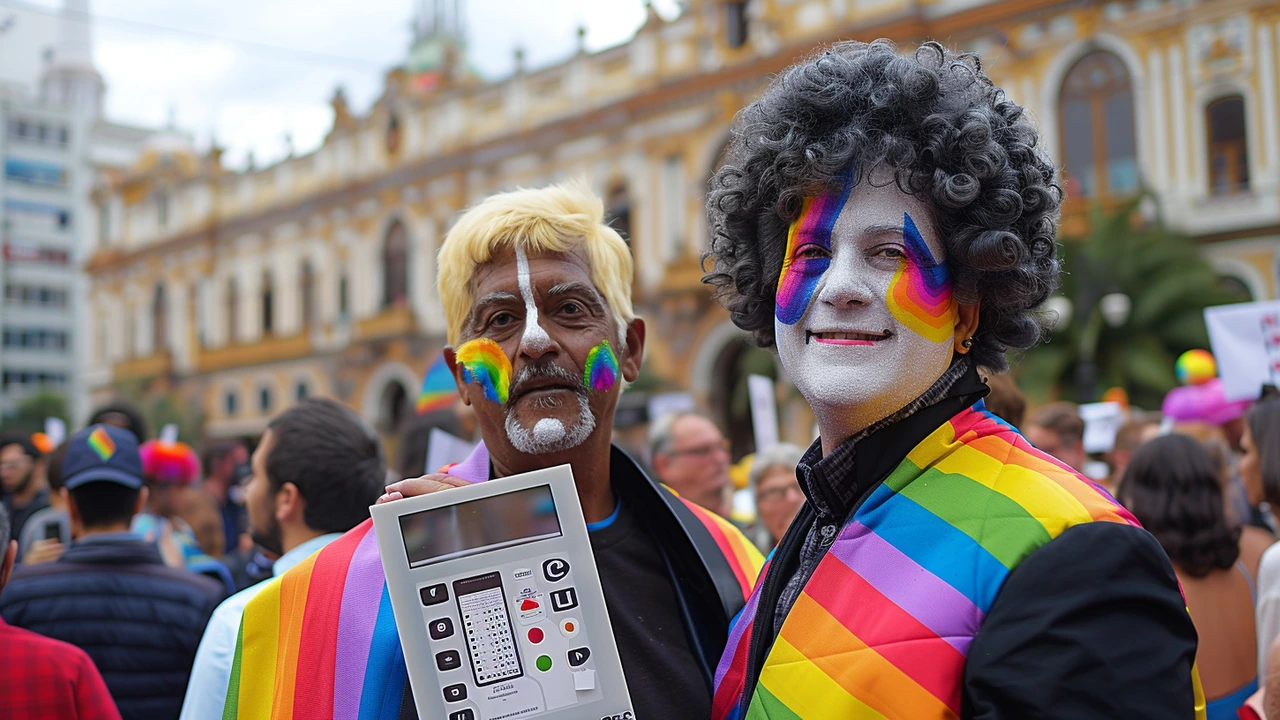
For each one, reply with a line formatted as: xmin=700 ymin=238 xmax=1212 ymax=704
xmin=220 ymin=182 xmax=763 ymax=719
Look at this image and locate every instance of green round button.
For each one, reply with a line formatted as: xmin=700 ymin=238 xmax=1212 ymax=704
xmin=536 ymin=655 xmax=552 ymax=672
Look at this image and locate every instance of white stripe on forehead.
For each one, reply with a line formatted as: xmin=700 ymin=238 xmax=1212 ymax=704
xmin=515 ymin=246 xmax=552 ymax=353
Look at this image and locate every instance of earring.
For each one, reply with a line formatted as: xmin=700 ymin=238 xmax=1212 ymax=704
xmin=961 ymin=337 xmax=974 ymax=349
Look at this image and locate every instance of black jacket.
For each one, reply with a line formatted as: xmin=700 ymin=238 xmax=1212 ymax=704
xmin=740 ymin=363 xmax=1200 ymax=718
xmin=397 ymin=445 xmax=756 ymax=718
xmin=0 ymin=533 xmax=225 ymax=720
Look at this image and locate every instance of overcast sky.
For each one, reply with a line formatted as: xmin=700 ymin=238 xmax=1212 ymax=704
xmin=16 ymin=0 xmax=681 ymax=169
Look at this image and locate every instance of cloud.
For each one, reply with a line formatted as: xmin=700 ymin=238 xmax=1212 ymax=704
xmin=84 ymin=0 xmax=680 ymax=169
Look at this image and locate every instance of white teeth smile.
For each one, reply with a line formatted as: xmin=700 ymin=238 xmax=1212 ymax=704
xmin=807 ymin=330 xmax=891 ymax=342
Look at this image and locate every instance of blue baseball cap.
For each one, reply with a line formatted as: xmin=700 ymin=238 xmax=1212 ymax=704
xmin=62 ymin=424 xmax=144 ymax=490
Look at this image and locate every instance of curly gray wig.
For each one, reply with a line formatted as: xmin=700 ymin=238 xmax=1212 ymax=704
xmin=703 ymin=40 xmax=1062 ymax=371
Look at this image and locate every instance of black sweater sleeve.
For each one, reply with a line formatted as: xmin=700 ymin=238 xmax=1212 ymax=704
xmin=963 ymin=522 xmax=1201 ymax=719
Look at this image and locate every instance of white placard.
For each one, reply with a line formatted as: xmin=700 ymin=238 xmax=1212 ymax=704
xmin=160 ymin=423 xmax=180 ymax=444
xmin=424 ymin=428 xmax=477 ymax=475
xmin=43 ymin=417 xmax=66 ymax=447
xmin=748 ymin=374 xmax=779 ymax=453
xmin=1078 ymin=401 xmax=1124 ymax=454
xmin=646 ymin=392 xmax=695 ymax=425
xmin=1206 ymin=300 xmax=1280 ymax=401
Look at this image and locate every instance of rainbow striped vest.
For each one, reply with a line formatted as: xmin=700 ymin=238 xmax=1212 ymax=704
xmin=711 ymin=406 xmax=1196 ymax=720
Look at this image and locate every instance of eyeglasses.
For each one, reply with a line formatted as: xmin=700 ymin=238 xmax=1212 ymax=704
xmin=668 ymin=440 xmax=731 ymax=459
xmin=0 ymin=459 xmax=32 ymax=472
xmin=757 ymin=484 xmax=804 ymax=504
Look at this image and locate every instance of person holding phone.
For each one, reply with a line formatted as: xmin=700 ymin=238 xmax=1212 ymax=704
xmin=16 ymin=443 xmax=70 ymax=564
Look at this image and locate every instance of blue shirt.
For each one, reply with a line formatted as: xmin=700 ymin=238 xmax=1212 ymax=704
xmin=178 ymin=533 xmax=341 ymax=720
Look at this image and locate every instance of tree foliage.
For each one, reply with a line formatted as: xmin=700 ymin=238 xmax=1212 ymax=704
xmin=1016 ymin=197 xmax=1248 ymax=409
xmin=1 ymin=388 xmax=69 ymax=435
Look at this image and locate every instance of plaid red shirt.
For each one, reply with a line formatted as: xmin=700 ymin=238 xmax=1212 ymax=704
xmin=0 ymin=617 xmax=121 ymax=720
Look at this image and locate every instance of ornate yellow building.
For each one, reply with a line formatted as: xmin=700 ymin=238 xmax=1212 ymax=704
xmin=85 ymin=0 xmax=1280 ymax=450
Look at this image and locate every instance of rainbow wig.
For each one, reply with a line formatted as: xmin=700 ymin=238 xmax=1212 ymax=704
xmin=139 ymin=440 xmax=201 ymax=485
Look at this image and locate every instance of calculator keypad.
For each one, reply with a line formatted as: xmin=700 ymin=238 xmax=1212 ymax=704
xmin=456 ymin=574 xmax=523 ymax=685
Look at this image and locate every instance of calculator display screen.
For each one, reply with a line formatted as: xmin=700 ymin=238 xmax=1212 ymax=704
xmin=454 ymin=572 xmax=523 ymax=686
xmin=400 ymin=484 xmax=561 ymax=568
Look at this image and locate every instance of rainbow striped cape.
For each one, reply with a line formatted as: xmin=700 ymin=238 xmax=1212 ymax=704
xmin=224 ymin=441 xmax=762 ymax=719
xmin=711 ymin=406 xmax=1206 ymax=720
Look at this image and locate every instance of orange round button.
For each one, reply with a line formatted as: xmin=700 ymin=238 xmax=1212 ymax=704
xmin=559 ymin=618 xmax=579 ymax=638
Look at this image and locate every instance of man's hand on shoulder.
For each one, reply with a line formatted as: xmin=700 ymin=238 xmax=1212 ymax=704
xmin=377 ymin=473 xmax=472 ymax=504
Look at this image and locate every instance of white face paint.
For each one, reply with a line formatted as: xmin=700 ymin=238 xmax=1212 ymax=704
xmin=515 ymin=246 xmax=551 ymax=354
xmin=505 ymin=393 xmax=596 ymax=455
xmin=774 ymin=181 xmax=958 ymax=451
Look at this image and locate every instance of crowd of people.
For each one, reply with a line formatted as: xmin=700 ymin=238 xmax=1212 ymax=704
xmin=0 ymin=37 xmax=1270 ymax=720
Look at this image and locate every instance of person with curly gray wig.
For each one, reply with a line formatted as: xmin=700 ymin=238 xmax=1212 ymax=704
xmin=705 ymin=40 xmax=1203 ymax=719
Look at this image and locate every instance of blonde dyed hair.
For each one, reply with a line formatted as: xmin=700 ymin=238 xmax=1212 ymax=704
xmin=438 ymin=181 xmax=635 ymax=346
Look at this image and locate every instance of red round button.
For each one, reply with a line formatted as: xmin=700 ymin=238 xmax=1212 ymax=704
xmin=528 ymin=627 xmax=545 ymax=644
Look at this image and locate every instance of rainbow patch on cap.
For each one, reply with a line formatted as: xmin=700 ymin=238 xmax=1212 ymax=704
xmin=88 ymin=427 xmax=116 ymax=461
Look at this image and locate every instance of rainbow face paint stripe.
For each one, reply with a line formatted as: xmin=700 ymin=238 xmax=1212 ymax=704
xmin=775 ymin=171 xmax=856 ymax=325
xmin=583 ymin=341 xmax=619 ymax=393
xmin=886 ymin=212 xmax=957 ymax=343
xmin=88 ymin=426 xmax=116 ymax=461
xmin=455 ymin=338 xmax=512 ymax=405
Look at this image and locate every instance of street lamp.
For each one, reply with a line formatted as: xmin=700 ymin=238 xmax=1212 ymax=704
xmin=1076 ymin=291 xmax=1132 ymax=403
xmin=1043 ymin=295 xmax=1073 ymax=330
xmin=1099 ymin=293 xmax=1132 ymax=328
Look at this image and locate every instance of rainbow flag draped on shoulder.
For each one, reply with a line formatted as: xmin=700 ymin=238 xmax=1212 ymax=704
xmin=711 ymin=405 xmax=1205 ymax=720
xmin=223 ymin=518 xmax=403 ymax=720
xmin=224 ymin=441 xmax=763 ymax=719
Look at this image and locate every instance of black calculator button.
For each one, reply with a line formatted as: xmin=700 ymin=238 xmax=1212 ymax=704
xmin=420 ymin=583 xmax=449 ymax=606
xmin=443 ymin=684 xmax=467 ymax=703
xmin=436 ymin=649 xmax=462 ymax=671
xmin=429 ymin=617 xmax=455 ymax=640
xmin=449 ymin=711 xmax=475 ymax=720
xmin=542 ymin=558 xmax=570 ymax=582
xmin=568 ymin=647 xmax=591 ymax=667
xmin=550 ymin=587 xmax=579 ymax=612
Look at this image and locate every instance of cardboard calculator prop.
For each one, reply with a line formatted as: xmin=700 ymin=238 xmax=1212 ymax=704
xmin=371 ymin=465 xmax=634 ymax=720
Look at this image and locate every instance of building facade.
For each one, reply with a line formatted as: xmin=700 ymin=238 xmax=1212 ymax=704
xmin=85 ymin=0 xmax=1280 ymax=451
xmin=0 ymin=0 xmax=162 ymax=421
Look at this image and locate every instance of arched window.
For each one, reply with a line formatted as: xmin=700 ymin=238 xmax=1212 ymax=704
xmin=261 ymin=271 xmax=274 ymax=336
xmin=125 ymin=313 xmax=135 ymax=358
xmin=725 ymin=1 xmax=749 ymax=48
xmin=380 ymin=381 xmax=411 ymax=434
xmin=152 ymin=283 xmax=167 ymax=353
xmin=606 ymin=182 xmax=632 ymax=247
xmin=226 ymin=278 xmax=239 ymax=344
xmin=385 ymin=113 xmax=402 ymax=156
xmin=1218 ymin=274 xmax=1254 ymax=301
xmin=338 ymin=273 xmax=350 ymax=321
xmin=295 ymin=380 xmax=309 ymax=402
xmin=382 ymin=220 xmax=409 ymax=308
xmin=1059 ymin=51 xmax=1138 ymax=198
xmin=1208 ymin=95 xmax=1249 ymax=196
xmin=224 ymin=389 xmax=238 ymax=417
xmin=299 ymin=260 xmax=315 ymax=330
xmin=258 ymin=385 xmax=272 ymax=413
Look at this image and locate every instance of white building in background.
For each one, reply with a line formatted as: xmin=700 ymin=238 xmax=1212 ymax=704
xmin=0 ymin=0 xmax=165 ymax=421
xmin=0 ymin=2 xmax=60 ymax=97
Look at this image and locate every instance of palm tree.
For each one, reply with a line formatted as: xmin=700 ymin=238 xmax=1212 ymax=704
xmin=1015 ymin=197 xmax=1248 ymax=410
